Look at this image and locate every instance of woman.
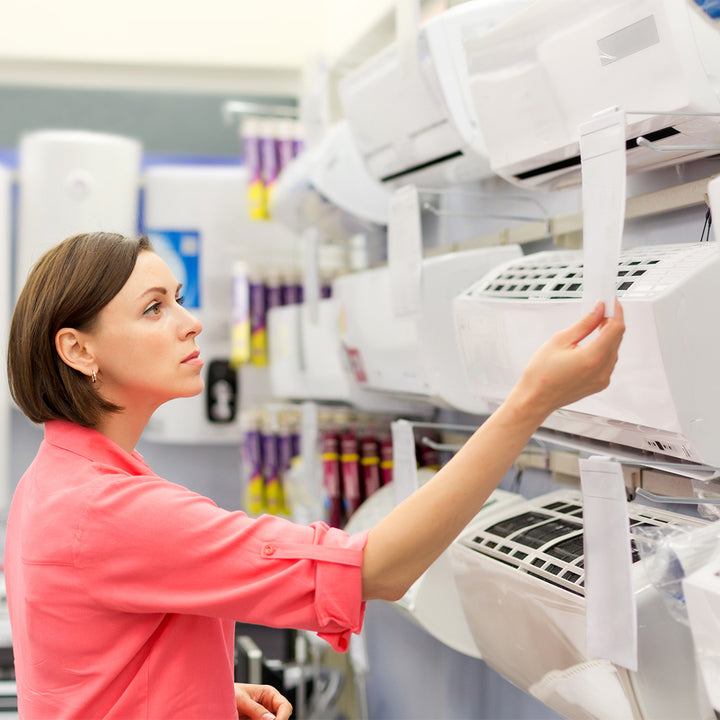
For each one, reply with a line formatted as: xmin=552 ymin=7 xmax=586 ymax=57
xmin=4 ymin=232 xmax=624 ymax=719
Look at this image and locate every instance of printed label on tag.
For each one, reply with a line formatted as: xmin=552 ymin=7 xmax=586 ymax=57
xmin=391 ymin=419 xmax=419 ymax=507
xmin=579 ymin=456 xmax=637 ymax=671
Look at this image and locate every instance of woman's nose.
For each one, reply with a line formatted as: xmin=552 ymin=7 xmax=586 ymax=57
xmin=179 ymin=305 xmax=203 ymax=337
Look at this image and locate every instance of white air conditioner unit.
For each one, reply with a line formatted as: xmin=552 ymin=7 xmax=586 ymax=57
xmin=267 ymin=299 xmax=431 ymax=415
xmin=344 ymin=476 xmax=524 ymax=658
xmin=454 ymin=241 xmax=720 ymax=468
xmin=462 ymin=0 xmax=720 ymax=190
xmin=450 ymin=488 xmax=714 ymax=719
xmin=334 ymin=245 xmax=521 ymax=409
xmin=270 ymin=121 xmax=390 ymax=234
xmin=338 ymin=0 xmax=534 ymax=188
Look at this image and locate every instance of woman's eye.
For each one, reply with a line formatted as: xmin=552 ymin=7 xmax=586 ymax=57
xmin=176 ymin=295 xmax=185 ymax=306
xmin=144 ymin=302 xmax=162 ymax=316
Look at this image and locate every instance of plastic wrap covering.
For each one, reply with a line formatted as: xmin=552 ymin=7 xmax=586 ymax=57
xmin=632 ymin=516 xmax=720 ymax=623
xmin=683 ymin=553 xmax=720 ymax=712
xmin=450 ymin=489 xmax=714 ymax=719
xmin=632 ymin=514 xmax=720 ymax=711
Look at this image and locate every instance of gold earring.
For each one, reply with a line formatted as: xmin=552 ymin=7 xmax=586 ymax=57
xmin=91 ymin=370 xmax=97 ymax=384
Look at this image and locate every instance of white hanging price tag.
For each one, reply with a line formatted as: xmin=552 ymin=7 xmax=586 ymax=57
xmin=391 ymin=419 xmax=419 ymax=507
xmin=396 ymin=0 xmax=420 ymax=69
xmin=579 ymin=456 xmax=637 ymax=671
xmin=299 ymin=401 xmax=321 ymax=522
xmin=388 ymin=184 xmax=423 ymax=317
xmin=579 ymin=106 xmax=626 ymax=318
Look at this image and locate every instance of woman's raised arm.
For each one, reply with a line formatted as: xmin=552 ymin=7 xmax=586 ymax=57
xmin=361 ymin=300 xmax=626 ymax=601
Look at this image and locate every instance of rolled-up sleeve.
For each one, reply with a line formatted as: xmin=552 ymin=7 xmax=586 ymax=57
xmin=259 ymin=523 xmax=368 ymax=651
xmin=74 ymin=474 xmax=369 ymax=652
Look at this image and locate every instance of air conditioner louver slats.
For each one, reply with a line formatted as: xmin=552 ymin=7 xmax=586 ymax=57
xmin=469 ymin=243 xmax=715 ymax=301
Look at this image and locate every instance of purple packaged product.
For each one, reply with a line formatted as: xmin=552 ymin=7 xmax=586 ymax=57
xmin=243 ymin=428 xmax=265 ymax=515
xmin=293 ymin=137 xmax=304 ymax=158
xmin=262 ymin=430 xmax=283 ymax=515
xmin=283 ymin=280 xmax=303 ymax=305
xmin=290 ymin=428 xmax=301 ymax=462
xmin=279 ymin=280 xmax=291 ymax=307
xmin=278 ymin=431 xmax=292 ymax=477
xmin=265 ymin=278 xmax=283 ymax=311
xmin=249 ymin=279 xmax=267 ymax=366
xmin=294 ymin=283 xmax=304 ymax=304
xmin=277 ymin=136 xmax=295 ymax=172
xmin=260 ymin=131 xmax=279 ymax=188
xmin=321 ymin=283 xmax=332 ymax=299
xmin=244 ymin=132 xmax=262 ymax=184
xmin=244 ymin=119 xmax=266 ymax=221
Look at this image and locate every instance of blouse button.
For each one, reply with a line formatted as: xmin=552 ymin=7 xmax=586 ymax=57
xmin=263 ymin=544 xmax=275 ymax=556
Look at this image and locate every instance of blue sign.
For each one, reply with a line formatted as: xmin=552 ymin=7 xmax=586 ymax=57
xmin=147 ymin=229 xmax=201 ymax=309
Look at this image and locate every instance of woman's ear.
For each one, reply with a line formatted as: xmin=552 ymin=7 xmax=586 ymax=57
xmin=55 ymin=328 xmax=95 ymax=378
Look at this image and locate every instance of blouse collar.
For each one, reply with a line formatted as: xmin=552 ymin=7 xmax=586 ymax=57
xmin=43 ymin=420 xmax=153 ymax=476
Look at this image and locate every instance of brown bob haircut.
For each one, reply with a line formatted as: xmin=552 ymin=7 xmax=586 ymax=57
xmin=8 ymin=232 xmax=153 ymax=427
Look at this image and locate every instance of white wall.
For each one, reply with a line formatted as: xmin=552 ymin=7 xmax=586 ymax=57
xmin=0 ymin=0 xmax=326 ymax=69
xmin=0 ymin=0 xmax=328 ymax=95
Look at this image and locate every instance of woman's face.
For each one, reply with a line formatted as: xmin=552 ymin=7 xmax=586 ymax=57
xmin=86 ymin=250 xmax=204 ymax=412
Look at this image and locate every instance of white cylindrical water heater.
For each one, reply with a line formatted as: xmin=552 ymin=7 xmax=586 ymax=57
xmin=0 ymin=165 xmax=12 ymax=512
xmin=142 ymin=164 xmax=251 ymax=445
xmin=15 ymin=129 xmax=142 ymax=297
xmin=709 ymin=175 xmax=720 ymax=244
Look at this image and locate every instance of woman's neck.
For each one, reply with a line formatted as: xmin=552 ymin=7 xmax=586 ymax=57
xmin=94 ymin=407 xmax=154 ymax=455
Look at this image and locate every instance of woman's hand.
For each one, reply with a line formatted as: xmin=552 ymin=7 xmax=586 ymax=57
xmin=235 ymin=683 xmax=293 ymax=720
xmin=509 ymin=300 xmax=625 ymax=424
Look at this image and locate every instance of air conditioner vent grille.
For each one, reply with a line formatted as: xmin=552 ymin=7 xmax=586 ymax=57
xmin=460 ymin=489 xmax=704 ymax=596
xmin=467 ymin=243 xmax=719 ymax=301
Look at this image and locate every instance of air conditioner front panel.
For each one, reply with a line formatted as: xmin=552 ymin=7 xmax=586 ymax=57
xmin=336 ymin=267 xmax=430 ymax=396
xmin=451 ymin=543 xmax=588 ymax=692
xmin=418 ymin=245 xmax=522 ymax=412
xmin=340 ymin=1 xmax=533 ymax=187
xmin=454 ymin=242 xmax=720 ymax=463
xmin=340 ymin=35 xmax=461 ymax=181
xmin=450 ymin=489 xmax=712 ymax=719
xmin=462 ymin=0 xmax=720 ymax=188
xmin=454 ymin=296 xmax=681 ymax=433
xmin=300 ymin=298 xmax=353 ymax=401
xmin=653 ymin=283 xmax=720 ymax=466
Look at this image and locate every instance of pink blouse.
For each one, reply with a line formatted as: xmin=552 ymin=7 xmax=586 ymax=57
xmin=4 ymin=420 xmax=368 ymax=719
